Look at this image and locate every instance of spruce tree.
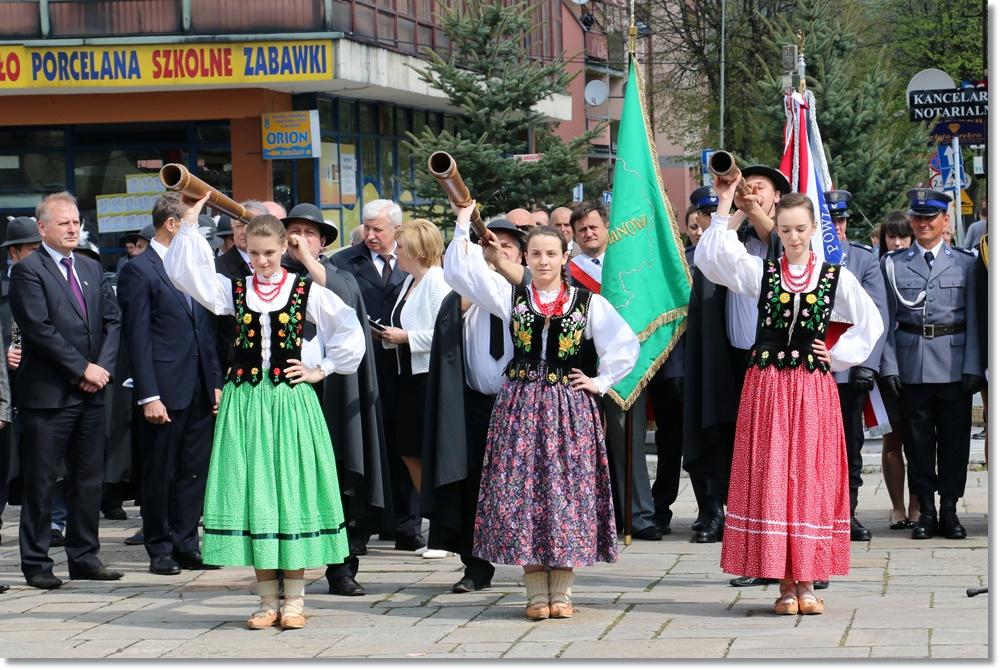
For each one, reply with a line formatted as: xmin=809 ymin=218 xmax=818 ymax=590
xmin=404 ymin=0 xmax=603 ymax=219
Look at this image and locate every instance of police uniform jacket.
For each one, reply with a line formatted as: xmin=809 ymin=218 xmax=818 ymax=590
xmin=833 ymin=242 xmax=888 ymax=384
xmin=880 ymin=243 xmax=983 ymax=384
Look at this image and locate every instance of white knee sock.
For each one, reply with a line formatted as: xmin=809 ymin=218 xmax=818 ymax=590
xmin=283 ymin=578 xmax=305 ymax=615
xmin=524 ymin=571 xmax=549 ymax=606
xmin=548 ymin=569 xmax=575 ymax=604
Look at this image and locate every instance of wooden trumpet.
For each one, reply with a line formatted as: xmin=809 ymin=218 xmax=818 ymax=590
xmin=159 ymin=163 xmax=253 ymax=224
xmin=708 ymin=151 xmax=751 ymax=196
xmin=427 ymin=151 xmax=489 ymax=239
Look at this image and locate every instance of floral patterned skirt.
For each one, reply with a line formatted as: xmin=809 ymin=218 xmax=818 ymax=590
xmin=721 ymin=364 xmax=851 ymax=581
xmin=472 ymin=376 xmax=618 ymax=568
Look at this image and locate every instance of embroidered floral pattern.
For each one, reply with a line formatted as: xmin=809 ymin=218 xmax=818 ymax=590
xmin=750 ymin=261 xmax=841 ymax=374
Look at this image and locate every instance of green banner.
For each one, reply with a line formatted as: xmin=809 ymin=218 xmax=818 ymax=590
xmin=602 ymin=55 xmax=691 ymax=410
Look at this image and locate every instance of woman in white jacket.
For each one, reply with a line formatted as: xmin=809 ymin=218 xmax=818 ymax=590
xmin=375 ymin=218 xmax=450 ymax=499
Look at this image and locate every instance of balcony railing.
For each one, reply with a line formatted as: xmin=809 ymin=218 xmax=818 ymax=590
xmin=0 ymin=0 xmax=561 ymax=66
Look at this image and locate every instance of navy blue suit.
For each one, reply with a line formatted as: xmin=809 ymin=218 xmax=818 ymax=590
xmin=10 ymin=247 xmax=120 ymax=579
xmin=117 ymin=244 xmax=222 ymax=558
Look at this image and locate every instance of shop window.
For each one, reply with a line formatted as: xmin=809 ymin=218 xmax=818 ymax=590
xmin=360 ymin=138 xmax=378 ymax=193
xmin=359 ymin=102 xmax=378 ymax=134
xmin=380 ymin=141 xmax=395 ymax=200
xmin=412 ymin=109 xmax=427 ymax=134
xmin=0 ymin=150 xmax=67 ymax=212
xmin=195 ymin=147 xmax=233 ymax=199
xmin=319 ymin=99 xmax=336 ymax=141
xmin=196 ymin=124 xmax=230 ymax=145
xmin=75 ymin=123 xmax=187 ymax=147
xmin=380 ymin=104 xmax=394 ymax=136
xmin=339 ymin=100 xmax=358 ymax=134
xmin=395 ymin=108 xmax=412 ymax=136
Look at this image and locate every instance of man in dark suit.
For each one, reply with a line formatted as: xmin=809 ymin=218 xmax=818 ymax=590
xmin=117 ymin=193 xmax=224 ymax=575
xmin=10 ymin=191 xmax=122 ymax=589
xmin=331 ymin=199 xmax=424 ymax=551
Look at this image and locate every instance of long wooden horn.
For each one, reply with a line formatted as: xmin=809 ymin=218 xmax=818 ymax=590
xmin=159 ymin=163 xmax=252 ymax=224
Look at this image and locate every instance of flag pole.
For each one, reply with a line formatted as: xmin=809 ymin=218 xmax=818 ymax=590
xmin=622 ymin=1 xmax=638 ymax=549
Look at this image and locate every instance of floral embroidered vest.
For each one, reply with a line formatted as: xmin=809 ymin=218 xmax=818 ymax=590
xmin=227 ymin=275 xmax=312 ymax=385
xmin=505 ymin=285 xmax=597 ymax=385
xmin=749 ymin=260 xmax=840 ymax=373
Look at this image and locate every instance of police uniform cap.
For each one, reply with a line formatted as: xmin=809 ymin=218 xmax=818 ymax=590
xmin=689 ymin=186 xmax=719 ymax=212
xmin=907 ymin=188 xmax=952 ymax=216
xmin=824 ymin=190 xmax=852 ymax=218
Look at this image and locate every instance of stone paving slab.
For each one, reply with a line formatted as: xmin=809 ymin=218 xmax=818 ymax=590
xmin=0 ymin=470 xmax=988 ymax=659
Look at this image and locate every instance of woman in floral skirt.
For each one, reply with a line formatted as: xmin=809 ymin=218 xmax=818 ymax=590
xmin=165 ymin=196 xmax=364 ymax=630
xmin=695 ymin=180 xmax=883 ymax=615
xmin=443 ymin=203 xmax=639 ymax=621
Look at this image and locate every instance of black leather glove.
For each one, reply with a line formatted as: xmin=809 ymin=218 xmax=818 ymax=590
xmin=962 ymin=374 xmax=987 ymax=396
xmin=666 ymin=377 xmax=684 ymax=403
xmin=881 ymin=375 xmax=902 ymax=398
xmin=850 ymin=366 xmax=877 ymax=393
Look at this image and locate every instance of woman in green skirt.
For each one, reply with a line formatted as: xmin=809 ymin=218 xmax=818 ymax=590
xmin=165 ymin=197 xmax=364 ymax=630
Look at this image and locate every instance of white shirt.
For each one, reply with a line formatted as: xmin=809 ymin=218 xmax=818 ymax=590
xmin=370 ymin=247 xmax=397 ymax=276
xmin=237 ymin=247 xmax=251 ymax=267
xmin=578 ymin=251 xmax=605 ymax=267
xmin=723 ymin=233 xmax=768 ymax=350
xmin=42 ymin=241 xmax=83 ymax=286
xmin=695 ymin=213 xmax=883 ymax=372
xmin=164 ymin=223 xmax=365 ymax=378
xmin=444 ymin=217 xmax=639 ymax=395
xmin=463 ymin=302 xmax=513 ymax=396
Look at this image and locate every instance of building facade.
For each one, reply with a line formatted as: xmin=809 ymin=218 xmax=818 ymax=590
xmin=0 ymin=0 xmax=695 ymax=258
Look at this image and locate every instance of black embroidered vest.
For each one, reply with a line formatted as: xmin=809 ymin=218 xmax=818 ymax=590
xmin=749 ymin=260 xmax=840 ymax=374
xmin=227 ymin=275 xmax=312 ymax=385
xmin=505 ymin=285 xmax=597 ymax=385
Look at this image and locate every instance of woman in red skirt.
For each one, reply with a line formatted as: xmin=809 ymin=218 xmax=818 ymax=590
xmin=695 ymin=179 xmax=883 ymax=615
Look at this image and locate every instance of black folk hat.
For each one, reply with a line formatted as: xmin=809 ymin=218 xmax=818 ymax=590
xmin=282 ymin=203 xmax=339 ymax=244
xmin=742 ymin=166 xmax=792 ymax=196
xmin=2 ymin=216 xmax=42 ymax=248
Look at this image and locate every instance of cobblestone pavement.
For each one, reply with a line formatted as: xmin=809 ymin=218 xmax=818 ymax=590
xmin=0 ymin=467 xmax=988 ymax=659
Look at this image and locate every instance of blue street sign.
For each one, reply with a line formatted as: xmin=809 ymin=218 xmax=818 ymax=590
xmin=601 ymin=191 xmax=613 ymax=205
xmin=700 ymin=148 xmax=715 ymax=186
xmin=936 ymin=144 xmax=969 ymax=189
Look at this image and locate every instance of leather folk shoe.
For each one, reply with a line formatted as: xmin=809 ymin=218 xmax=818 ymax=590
xmin=850 ymin=517 xmax=872 ymax=541
xmin=525 ymin=602 xmax=550 ymax=620
xmin=328 ymin=576 xmax=365 ymax=597
xmin=69 ymin=565 xmax=124 ymax=581
xmin=26 ymin=572 xmax=62 ymax=590
xmin=149 ymin=555 xmax=181 ymax=576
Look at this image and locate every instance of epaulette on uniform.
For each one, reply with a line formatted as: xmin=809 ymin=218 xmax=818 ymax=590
xmin=849 ymin=241 xmax=873 ymax=252
xmin=950 ymin=245 xmax=976 ymax=257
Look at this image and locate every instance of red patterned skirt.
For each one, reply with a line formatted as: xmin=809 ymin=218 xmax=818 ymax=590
xmin=720 ymin=364 xmax=851 ymax=581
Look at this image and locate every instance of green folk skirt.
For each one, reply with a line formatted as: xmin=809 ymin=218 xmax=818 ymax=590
xmin=201 ymin=378 xmax=349 ymax=570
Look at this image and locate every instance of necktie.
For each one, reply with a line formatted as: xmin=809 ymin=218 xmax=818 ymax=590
xmin=592 ymin=257 xmax=601 ymax=266
xmin=489 ymin=314 xmax=505 ymax=361
xmin=924 ymin=250 xmax=934 ymax=270
xmin=380 ymin=254 xmax=393 ymax=284
xmin=60 ymin=257 xmax=88 ymax=318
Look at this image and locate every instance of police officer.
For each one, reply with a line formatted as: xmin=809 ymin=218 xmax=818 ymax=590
xmin=825 ymin=190 xmax=888 ymax=542
xmin=880 ymin=188 xmax=985 ymax=540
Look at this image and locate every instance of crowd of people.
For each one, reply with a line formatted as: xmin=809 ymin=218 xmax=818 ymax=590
xmin=0 ymin=165 xmax=987 ymax=627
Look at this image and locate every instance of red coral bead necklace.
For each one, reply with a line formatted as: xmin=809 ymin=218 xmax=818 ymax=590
xmin=780 ymin=252 xmax=815 ymax=293
xmin=253 ymin=268 xmax=289 ymax=302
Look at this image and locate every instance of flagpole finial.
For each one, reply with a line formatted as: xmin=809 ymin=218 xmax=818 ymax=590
xmin=796 ymin=31 xmax=807 ymax=94
xmin=628 ymin=0 xmax=637 ymax=54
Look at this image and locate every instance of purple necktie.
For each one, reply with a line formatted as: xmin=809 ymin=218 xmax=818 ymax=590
xmin=60 ymin=256 xmax=88 ymax=318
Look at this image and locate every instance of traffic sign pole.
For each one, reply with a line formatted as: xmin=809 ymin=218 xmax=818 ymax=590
xmin=951 ymin=135 xmax=964 ymax=244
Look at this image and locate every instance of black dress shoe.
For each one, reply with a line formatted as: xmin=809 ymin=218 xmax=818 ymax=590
xmin=728 ymin=576 xmax=779 ymax=587
xmin=0 ymin=583 xmax=8 ymax=594
xmin=149 ymin=555 xmax=181 ymax=576
xmin=813 ymin=580 xmax=829 ymax=590
xmin=694 ymin=516 xmax=724 ymax=543
xmin=102 ymin=506 xmax=128 ymax=521
xmin=173 ymin=550 xmax=220 ymax=570
xmin=912 ymin=495 xmax=937 ymax=540
xmin=452 ymin=576 xmax=492 ymax=593
xmin=938 ymin=497 xmax=967 ymax=539
xmin=26 ymin=572 xmax=63 ymax=590
xmin=394 ymin=535 xmax=427 ymax=552
xmin=69 ymin=565 xmax=124 ymax=581
xmin=123 ymin=531 xmax=144 ymax=546
xmin=328 ymin=576 xmax=365 ymax=596
xmin=632 ymin=525 xmax=663 ymax=541
xmin=850 ymin=517 xmax=872 ymax=541
xmin=49 ymin=529 xmax=66 ymax=547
